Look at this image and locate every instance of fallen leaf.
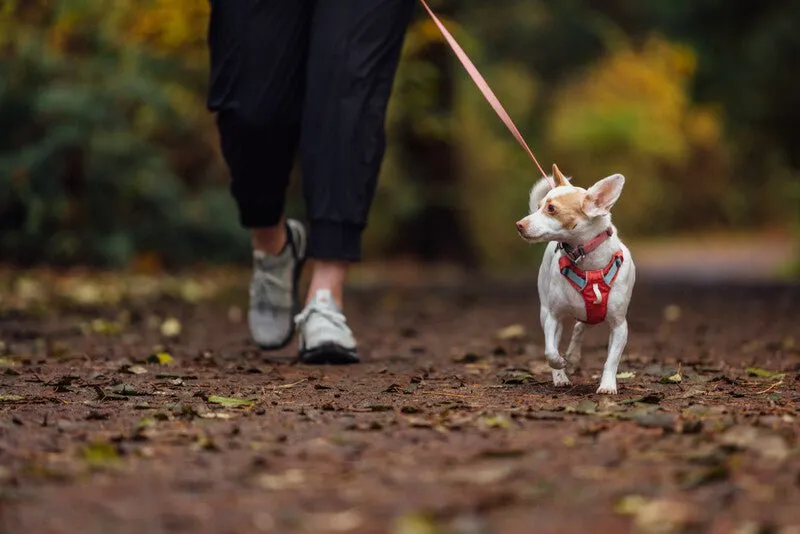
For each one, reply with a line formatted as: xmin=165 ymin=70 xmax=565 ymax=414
xmin=746 ymin=367 xmax=785 ymax=380
xmin=207 ymin=395 xmax=255 ymax=408
xmin=393 ymin=512 xmax=439 ymax=534
xmin=615 ymin=495 xmax=649 ymax=515
xmin=160 ymin=317 xmax=182 ymax=338
xmin=622 ymin=393 xmax=663 ymax=405
xmin=616 ymin=371 xmax=636 ymax=379
xmin=194 ymin=435 xmax=219 ymax=451
xmin=403 ymin=381 xmax=420 ymax=394
xmin=566 ymin=400 xmax=598 ymax=414
xmin=0 ymin=357 xmax=18 ymax=368
xmin=259 ymin=469 xmax=306 ymax=490
xmin=634 ymin=413 xmax=676 ymax=431
xmin=446 ymin=464 xmax=515 ymax=485
xmin=479 ymin=414 xmax=511 ymax=429
xmin=88 ymin=319 xmax=124 ymax=335
xmin=123 ymin=365 xmax=148 ymax=375
xmin=660 ymin=372 xmax=682 ymax=384
xmin=147 ymin=352 xmax=174 ymax=365
xmin=633 ymin=498 xmax=698 ymax=534
xmin=199 ymin=412 xmax=234 ymax=419
xmin=496 ymin=324 xmax=526 ymax=341
xmin=453 ymin=353 xmax=481 ymax=364
xmin=477 ymin=448 xmax=526 ymax=459
xmin=498 ymin=368 xmax=538 ymax=385
xmin=81 ymin=442 xmax=120 ymax=467
xmin=110 ymin=383 xmax=146 ymax=396
xmin=0 ymin=394 xmax=25 ymax=402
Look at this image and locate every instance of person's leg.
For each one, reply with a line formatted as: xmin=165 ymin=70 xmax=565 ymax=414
xmin=294 ymin=0 xmax=415 ymax=364
xmin=207 ymin=0 xmax=312 ymax=349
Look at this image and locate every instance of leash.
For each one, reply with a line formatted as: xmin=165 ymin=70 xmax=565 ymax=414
xmin=418 ymin=0 xmax=555 ymax=189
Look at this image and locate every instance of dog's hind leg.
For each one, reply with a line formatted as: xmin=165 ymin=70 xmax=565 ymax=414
xmin=565 ymin=322 xmax=586 ymax=370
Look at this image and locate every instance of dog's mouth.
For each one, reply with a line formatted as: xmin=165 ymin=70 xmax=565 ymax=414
xmin=517 ymin=230 xmax=547 ymax=243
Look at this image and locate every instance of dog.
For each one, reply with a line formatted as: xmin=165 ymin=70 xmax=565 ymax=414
xmin=516 ymin=164 xmax=636 ymax=394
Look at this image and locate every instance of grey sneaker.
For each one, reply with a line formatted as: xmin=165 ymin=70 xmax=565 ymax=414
xmin=294 ymin=289 xmax=359 ymax=364
xmin=249 ymin=219 xmax=307 ymax=350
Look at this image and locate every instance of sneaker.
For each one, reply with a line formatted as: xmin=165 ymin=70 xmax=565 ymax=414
xmin=248 ymin=219 xmax=307 ymax=350
xmin=294 ymin=289 xmax=359 ymax=364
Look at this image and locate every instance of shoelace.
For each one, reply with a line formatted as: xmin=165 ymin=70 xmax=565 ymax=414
xmin=294 ymin=302 xmax=352 ymax=335
xmin=251 ymin=269 xmax=289 ymax=309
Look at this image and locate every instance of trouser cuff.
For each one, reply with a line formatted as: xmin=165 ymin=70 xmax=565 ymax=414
xmin=309 ymin=221 xmax=363 ymax=261
xmin=237 ymin=198 xmax=285 ymax=228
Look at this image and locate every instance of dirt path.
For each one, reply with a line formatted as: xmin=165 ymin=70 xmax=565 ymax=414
xmin=1 ymin=276 xmax=799 ymax=534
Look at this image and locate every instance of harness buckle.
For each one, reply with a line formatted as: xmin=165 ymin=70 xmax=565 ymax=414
xmin=573 ymin=246 xmax=586 ymax=264
xmin=560 ymin=243 xmax=589 ymax=264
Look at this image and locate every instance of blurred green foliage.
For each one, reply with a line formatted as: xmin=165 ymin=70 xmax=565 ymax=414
xmin=1 ymin=0 xmax=798 ymax=269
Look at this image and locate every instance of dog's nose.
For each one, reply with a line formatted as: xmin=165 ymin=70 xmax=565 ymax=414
xmin=516 ymin=220 xmax=526 ymax=234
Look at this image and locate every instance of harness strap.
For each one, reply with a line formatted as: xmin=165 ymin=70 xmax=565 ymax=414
xmin=558 ymin=227 xmax=614 ymax=264
xmin=558 ymin=251 xmax=625 ymax=324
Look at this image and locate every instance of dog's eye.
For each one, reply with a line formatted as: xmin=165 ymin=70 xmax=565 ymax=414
xmin=546 ymin=203 xmax=556 ymax=214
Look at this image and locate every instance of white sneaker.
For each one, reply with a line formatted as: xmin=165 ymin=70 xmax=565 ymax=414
xmin=294 ymin=289 xmax=359 ymax=364
xmin=248 ymin=219 xmax=307 ymax=349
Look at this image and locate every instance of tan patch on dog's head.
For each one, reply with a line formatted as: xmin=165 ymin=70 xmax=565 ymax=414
xmin=540 ymin=190 xmax=587 ymax=229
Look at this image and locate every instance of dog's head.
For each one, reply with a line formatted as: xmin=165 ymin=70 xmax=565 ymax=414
xmin=516 ymin=164 xmax=625 ymax=243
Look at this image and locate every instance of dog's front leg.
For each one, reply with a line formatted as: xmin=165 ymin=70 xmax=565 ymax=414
xmin=597 ymin=319 xmax=628 ymax=394
xmin=543 ymin=312 xmax=569 ymax=386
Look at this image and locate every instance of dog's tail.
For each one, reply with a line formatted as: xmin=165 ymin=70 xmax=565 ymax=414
xmin=529 ymin=174 xmax=572 ymax=212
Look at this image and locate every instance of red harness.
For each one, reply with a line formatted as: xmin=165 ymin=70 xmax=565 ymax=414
xmin=557 ymin=229 xmax=624 ymax=325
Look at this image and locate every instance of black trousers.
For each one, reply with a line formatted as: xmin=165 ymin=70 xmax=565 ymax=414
xmin=207 ymin=0 xmax=415 ymax=261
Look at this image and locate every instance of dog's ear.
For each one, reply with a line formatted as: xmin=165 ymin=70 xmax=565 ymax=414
xmin=552 ymin=164 xmax=569 ymax=188
xmin=529 ymin=177 xmax=551 ymax=213
xmin=583 ymin=173 xmax=625 ymax=217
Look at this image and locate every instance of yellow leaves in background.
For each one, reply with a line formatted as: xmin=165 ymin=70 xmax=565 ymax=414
xmin=546 ymin=35 xmax=728 ymax=234
xmin=123 ymin=0 xmax=209 ymax=55
xmin=550 ymin=35 xmax=703 ymax=162
xmin=685 ymin=107 xmax=722 ymax=150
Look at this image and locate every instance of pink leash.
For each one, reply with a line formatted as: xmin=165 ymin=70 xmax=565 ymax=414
xmin=418 ymin=0 xmax=555 ymax=189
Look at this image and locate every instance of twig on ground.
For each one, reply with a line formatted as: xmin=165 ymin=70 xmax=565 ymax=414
xmin=754 ymin=380 xmax=783 ymax=395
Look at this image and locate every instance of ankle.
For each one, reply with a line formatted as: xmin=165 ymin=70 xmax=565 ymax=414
xmin=252 ymin=224 xmax=287 ymax=256
xmin=306 ymin=261 xmax=348 ymax=308
xmin=306 ymin=285 xmax=344 ymax=309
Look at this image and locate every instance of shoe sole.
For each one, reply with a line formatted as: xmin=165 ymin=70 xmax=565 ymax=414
xmin=256 ymin=220 xmax=307 ymax=351
xmin=299 ymin=343 xmax=360 ymax=365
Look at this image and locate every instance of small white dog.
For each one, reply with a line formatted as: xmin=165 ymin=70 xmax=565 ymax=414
xmin=516 ymin=164 xmax=636 ymax=394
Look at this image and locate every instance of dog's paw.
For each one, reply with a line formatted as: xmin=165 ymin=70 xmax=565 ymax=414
xmin=546 ymin=353 xmax=567 ymax=370
xmin=552 ymin=369 xmax=571 ymax=387
xmin=596 ymin=383 xmax=618 ymax=395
